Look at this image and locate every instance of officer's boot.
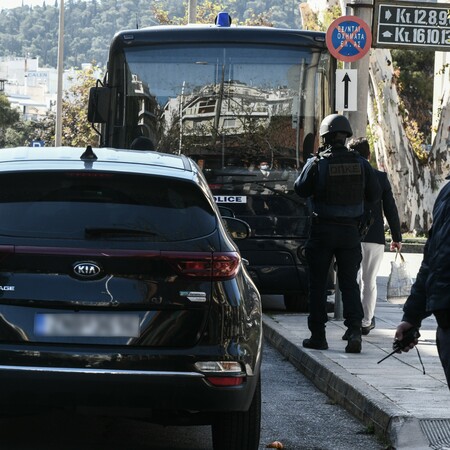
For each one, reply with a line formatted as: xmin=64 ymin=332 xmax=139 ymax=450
xmin=303 ymin=329 xmax=328 ymax=350
xmin=345 ymin=327 xmax=362 ymax=353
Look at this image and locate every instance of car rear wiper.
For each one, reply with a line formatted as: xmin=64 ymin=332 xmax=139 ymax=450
xmin=85 ymin=227 xmax=158 ymax=238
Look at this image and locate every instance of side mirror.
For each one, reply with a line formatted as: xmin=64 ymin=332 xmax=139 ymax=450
xmin=218 ymin=206 xmax=236 ymax=218
xmin=222 ymin=217 xmax=251 ymax=240
xmin=88 ymin=86 xmax=111 ymax=124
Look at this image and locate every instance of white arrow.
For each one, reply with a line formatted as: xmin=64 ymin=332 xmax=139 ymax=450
xmin=385 ymin=10 xmax=392 ymax=21
xmin=382 ymin=30 xmax=393 ymax=38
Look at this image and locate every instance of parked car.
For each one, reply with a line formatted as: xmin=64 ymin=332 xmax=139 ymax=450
xmin=0 ymin=146 xmax=262 ymax=450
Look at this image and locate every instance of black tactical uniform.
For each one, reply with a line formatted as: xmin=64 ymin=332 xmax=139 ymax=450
xmin=294 ymin=114 xmax=381 ymax=353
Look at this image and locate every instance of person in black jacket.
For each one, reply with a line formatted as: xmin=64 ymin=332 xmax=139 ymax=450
xmin=395 ymin=178 xmax=450 ymax=387
xmin=348 ymin=138 xmax=402 ymax=336
xmin=295 ymin=115 xmax=381 ymax=353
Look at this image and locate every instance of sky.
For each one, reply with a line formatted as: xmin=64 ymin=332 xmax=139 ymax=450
xmin=1 ymin=0 xmax=48 ymax=9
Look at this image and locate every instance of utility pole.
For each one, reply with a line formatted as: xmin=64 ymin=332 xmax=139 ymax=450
xmin=187 ymin=0 xmax=197 ymax=24
xmin=346 ymin=0 xmax=373 ymax=139
xmin=55 ymin=0 xmax=64 ymax=146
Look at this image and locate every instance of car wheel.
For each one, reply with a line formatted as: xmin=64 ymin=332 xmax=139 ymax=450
xmin=283 ymin=292 xmax=309 ymax=312
xmin=211 ymin=376 xmax=261 ymax=450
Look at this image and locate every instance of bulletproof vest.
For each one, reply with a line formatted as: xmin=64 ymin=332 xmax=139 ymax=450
xmin=313 ymin=147 xmax=365 ymax=218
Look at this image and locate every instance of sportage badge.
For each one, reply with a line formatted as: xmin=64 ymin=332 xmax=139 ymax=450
xmin=73 ymin=262 xmax=102 ymax=278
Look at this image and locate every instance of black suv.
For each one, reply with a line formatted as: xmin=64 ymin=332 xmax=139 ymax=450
xmin=0 ymin=146 xmax=262 ymax=450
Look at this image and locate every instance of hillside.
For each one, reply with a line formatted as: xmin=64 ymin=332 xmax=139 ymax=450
xmin=0 ymin=0 xmax=300 ymax=69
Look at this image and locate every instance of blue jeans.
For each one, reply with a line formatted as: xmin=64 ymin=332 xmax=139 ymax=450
xmin=305 ymin=221 xmax=363 ymax=334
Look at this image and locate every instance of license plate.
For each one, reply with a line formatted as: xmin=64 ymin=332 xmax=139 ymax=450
xmin=34 ymin=313 xmax=140 ymax=337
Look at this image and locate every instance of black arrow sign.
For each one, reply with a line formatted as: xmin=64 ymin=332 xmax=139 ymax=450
xmin=342 ymin=72 xmax=351 ymax=109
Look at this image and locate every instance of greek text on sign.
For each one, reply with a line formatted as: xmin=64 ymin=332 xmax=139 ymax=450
xmin=326 ymin=16 xmax=372 ymax=62
xmin=373 ymin=0 xmax=450 ymax=50
xmin=214 ymin=195 xmax=247 ymax=204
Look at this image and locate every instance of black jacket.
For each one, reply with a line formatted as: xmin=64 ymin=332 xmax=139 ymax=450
xmin=363 ymin=170 xmax=402 ymax=245
xmin=294 ymin=145 xmax=381 ymax=218
xmin=402 ymin=181 xmax=450 ymax=327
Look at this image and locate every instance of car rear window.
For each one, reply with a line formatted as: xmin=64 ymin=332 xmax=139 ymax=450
xmin=0 ymin=171 xmax=216 ymax=242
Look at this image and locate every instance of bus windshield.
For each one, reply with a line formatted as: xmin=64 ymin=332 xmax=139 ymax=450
xmin=109 ymin=39 xmax=333 ymax=237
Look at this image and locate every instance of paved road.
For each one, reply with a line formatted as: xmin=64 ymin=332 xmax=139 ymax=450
xmin=0 ymin=342 xmax=385 ymax=449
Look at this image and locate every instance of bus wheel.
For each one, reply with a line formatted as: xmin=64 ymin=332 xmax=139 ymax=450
xmin=283 ymin=293 xmax=309 ymax=312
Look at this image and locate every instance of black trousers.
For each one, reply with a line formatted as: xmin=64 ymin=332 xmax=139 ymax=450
xmin=436 ymin=326 xmax=450 ymax=389
xmin=305 ymin=221 xmax=363 ymax=334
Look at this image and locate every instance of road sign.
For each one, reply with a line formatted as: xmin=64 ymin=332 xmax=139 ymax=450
xmin=30 ymin=140 xmax=45 ymax=147
xmin=336 ymin=69 xmax=357 ymax=111
xmin=326 ymin=16 xmax=372 ymax=62
xmin=373 ymin=0 xmax=450 ymax=51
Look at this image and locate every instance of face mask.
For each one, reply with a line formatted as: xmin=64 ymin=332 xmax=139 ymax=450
xmin=260 ymin=165 xmax=269 ymax=170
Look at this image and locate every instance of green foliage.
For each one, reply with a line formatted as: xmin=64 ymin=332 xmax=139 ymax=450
xmin=300 ymin=4 xmax=341 ymax=32
xmin=0 ymin=77 xmax=99 ymax=148
xmin=3 ymin=120 xmax=40 ymax=147
xmin=391 ymin=49 xmax=434 ymax=146
xmin=366 ymin=126 xmax=378 ymax=168
xmin=321 ymin=6 xmax=342 ymax=30
xmin=0 ymin=93 xmax=20 ymax=147
xmin=0 ymin=93 xmax=20 ymax=127
xmin=61 ymin=65 xmax=100 ymax=147
xmin=0 ymin=94 xmax=54 ymax=148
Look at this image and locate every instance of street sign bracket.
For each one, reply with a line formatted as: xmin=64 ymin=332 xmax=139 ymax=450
xmin=347 ymin=3 xmax=374 ymax=9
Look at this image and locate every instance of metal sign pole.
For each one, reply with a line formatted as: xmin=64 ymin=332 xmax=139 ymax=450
xmin=55 ymin=0 xmax=64 ymax=147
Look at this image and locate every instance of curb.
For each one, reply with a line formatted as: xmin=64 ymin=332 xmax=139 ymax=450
xmin=262 ymin=315 xmax=431 ymax=449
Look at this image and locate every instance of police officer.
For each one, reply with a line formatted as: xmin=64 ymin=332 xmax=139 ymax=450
xmin=294 ymin=114 xmax=381 ymax=353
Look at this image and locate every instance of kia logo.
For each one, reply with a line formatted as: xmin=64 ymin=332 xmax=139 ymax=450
xmin=73 ymin=262 xmax=102 ymax=278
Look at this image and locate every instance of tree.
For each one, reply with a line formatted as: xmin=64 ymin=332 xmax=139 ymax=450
xmin=25 ymin=65 xmax=102 ymax=148
xmin=60 ymin=65 xmax=99 ymax=147
xmin=369 ymin=49 xmax=450 ymax=233
xmin=3 ymin=120 xmax=42 ymax=147
xmin=0 ymin=94 xmax=20 ymax=147
xmin=391 ymin=49 xmax=434 ymax=141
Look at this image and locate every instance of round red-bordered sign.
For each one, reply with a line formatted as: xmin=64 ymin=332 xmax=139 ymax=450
xmin=326 ymin=16 xmax=372 ymax=62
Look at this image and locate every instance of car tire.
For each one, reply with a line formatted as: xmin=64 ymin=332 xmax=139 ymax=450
xmin=211 ymin=376 xmax=261 ymax=450
xmin=283 ymin=292 xmax=309 ymax=312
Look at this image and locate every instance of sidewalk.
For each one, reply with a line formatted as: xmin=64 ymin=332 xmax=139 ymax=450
xmin=263 ymin=252 xmax=450 ymax=450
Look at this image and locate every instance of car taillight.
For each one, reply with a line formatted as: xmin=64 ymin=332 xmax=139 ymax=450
xmin=206 ymin=377 xmax=245 ymax=387
xmin=162 ymin=251 xmax=240 ymax=280
xmin=212 ymin=253 xmax=241 ymax=279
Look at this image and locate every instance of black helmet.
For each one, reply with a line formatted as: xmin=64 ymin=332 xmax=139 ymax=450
xmin=319 ymin=114 xmax=353 ymax=138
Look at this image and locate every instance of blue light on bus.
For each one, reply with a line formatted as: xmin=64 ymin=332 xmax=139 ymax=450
xmin=215 ymin=12 xmax=232 ymax=27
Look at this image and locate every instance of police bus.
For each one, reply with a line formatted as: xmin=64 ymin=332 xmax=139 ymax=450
xmin=88 ymin=12 xmax=336 ymax=311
